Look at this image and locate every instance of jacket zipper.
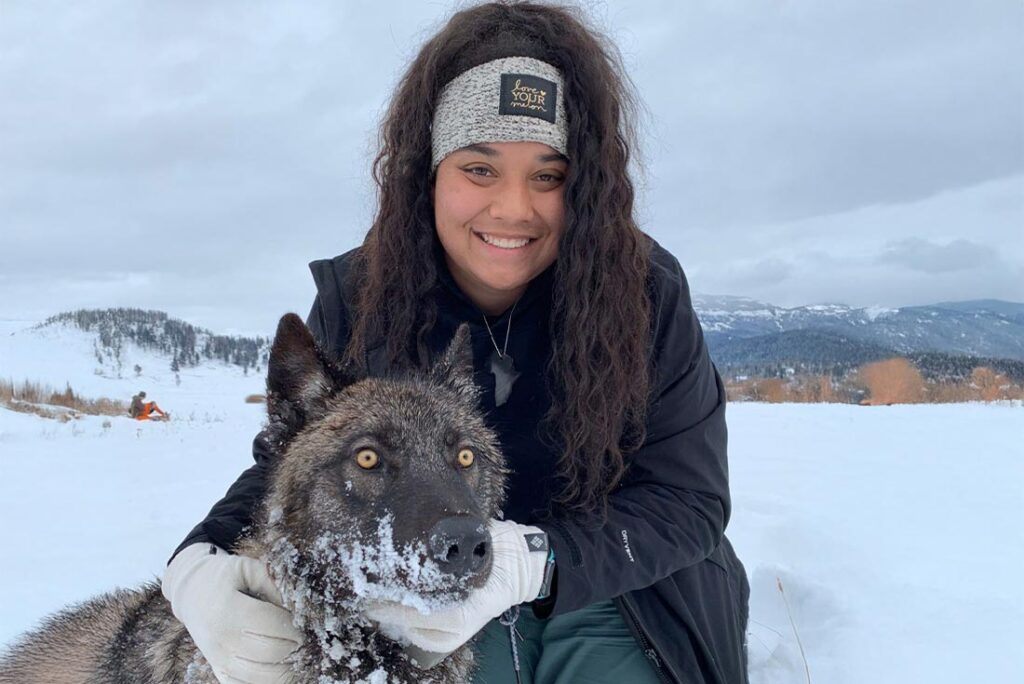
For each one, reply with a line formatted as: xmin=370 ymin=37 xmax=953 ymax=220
xmin=615 ymin=593 xmax=677 ymax=684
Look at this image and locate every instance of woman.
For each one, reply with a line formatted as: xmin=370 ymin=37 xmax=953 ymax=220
xmin=161 ymin=2 xmax=750 ymax=683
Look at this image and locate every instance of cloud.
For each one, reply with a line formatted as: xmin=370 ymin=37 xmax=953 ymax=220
xmin=627 ymin=1 xmax=1023 ymax=228
xmin=877 ymin=238 xmax=1001 ymax=274
xmin=679 ymin=175 xmax=1024 ymax=308
xmin=721 ymin=257 xmax=794 ymax=289
xmin=1 ymin=0 xmax=1021 ymax=330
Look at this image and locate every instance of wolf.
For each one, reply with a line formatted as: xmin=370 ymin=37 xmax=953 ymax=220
xmin=0 ymin=313 xmax=508 ymax=684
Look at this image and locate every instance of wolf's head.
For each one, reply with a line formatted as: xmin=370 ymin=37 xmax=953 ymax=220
xmin=255 ymin=313 xmax=507 ymax=621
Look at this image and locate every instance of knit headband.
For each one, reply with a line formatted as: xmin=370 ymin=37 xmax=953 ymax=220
xmin=431 ymin=56 xmax=568 ymax=172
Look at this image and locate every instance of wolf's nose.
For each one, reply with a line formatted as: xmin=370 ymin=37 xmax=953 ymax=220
xmin=428 ymin=516 xmax=491 ymax=576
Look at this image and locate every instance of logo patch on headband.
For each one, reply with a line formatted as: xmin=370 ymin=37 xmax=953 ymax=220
xmin=499 ymin=73 xmax=557 ymax=124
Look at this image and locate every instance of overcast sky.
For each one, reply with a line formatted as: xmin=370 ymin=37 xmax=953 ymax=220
xmin=1 ymin=0 xmax=1021 ymax=335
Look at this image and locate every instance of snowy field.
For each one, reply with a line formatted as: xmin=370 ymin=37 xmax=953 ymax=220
xmin=1 ymin=319 xmax=1022 ymax=683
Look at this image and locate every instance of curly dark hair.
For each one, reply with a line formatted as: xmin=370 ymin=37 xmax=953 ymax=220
xmin=343 ymin=1 xmax=652 ymax=517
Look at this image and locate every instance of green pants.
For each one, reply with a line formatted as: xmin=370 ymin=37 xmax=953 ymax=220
xmin=470 ymin=600 xmax=662 ymax=684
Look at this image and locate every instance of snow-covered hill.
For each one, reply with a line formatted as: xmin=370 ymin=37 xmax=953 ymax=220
xmin=0 ymin=315 xmax=267 ymax=420
xmin=32 ymin=308 xmax=269 ymax=375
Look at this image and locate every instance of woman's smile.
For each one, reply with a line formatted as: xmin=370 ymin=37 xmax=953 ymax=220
xmin=473 ymin=230 xmax=537 ymax=251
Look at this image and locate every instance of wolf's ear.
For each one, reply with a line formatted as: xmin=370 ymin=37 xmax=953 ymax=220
xmin=430 ymin=323 xmax=478 ymax=400
xmin=266 ymin=313 xmax=345 ymax=426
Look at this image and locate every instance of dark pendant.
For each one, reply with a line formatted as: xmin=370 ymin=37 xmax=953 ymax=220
xmin=489 ymin=349 xmax=520 ymax=407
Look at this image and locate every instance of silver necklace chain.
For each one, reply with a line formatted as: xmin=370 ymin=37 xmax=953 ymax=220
xmin=481 ymin=296 xmax=520 ymax=359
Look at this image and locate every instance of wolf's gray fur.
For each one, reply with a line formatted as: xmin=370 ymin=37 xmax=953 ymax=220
xmin=0 ymin=314 xmax=508 ymax=684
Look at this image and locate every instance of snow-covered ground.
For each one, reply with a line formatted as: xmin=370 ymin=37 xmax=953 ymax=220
xmin=1 ymin=318 xmax=1021 ymax=682
xmin=728 ymin=401 xmax=1022 ymax=682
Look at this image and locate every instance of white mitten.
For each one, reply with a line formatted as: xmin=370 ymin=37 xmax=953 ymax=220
xmin=162 ymin=543 xmax=301 ymax=684
xmin=363 ymin=519 xmax=551 ymax=656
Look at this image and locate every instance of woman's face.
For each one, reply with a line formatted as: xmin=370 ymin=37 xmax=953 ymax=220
xmin=432 ymin=141 xmax=568 ymax=315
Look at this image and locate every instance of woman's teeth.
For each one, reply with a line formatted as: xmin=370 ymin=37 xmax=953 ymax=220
xmin=478 ymin=233 xmax=532 ymax=249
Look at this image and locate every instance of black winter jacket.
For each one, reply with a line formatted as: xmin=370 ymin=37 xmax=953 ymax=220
xmin=173 ymin=237 xmax=750 ymax=684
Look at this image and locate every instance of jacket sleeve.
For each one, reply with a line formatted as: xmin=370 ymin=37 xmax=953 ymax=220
xmin=168 ymin=293 xmax=336 ymax=563
xmin=533 ymin=254 xmax=729 ymax=617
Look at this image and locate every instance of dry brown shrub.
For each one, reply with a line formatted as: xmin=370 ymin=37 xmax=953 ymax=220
xmin=245 ymin=394 xmax=266 ymax=404
xmin=0 ymin=379 xmax=127 ymax=418
xmin=724 ymin=377 xmax=757 ymax=402
xmin=727 ymin=365 xmax=1024 ymax=405
xmin=926 ymin=381 xmax=972 ymax=403
xmin=749 ymin=377 xmax=787 ymax=402
xmin=788 ymin=374 xmax=835 ymax=403
xmin=969 ymin=367 xmax=1016 ymax=401
xmin=727 ymin=374 xmax=836 ymax=403
xmin=1005 ymin=384 xmax=1024 ymax=401
xmin=0 ymin=398 xmax=76 ymax=420
xmin=924 ymin=369 xmax=1024 ymax=403
xmin=858 ymin=358 xmax=926 ymax=405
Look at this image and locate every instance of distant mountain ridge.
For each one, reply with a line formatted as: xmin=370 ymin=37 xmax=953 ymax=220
xmin=31 ymin=300 xmax=1024 ymax=382
xmin=38 ymin=308 xmax=269 ymax=373
xmin=692 ymin=296 xmax=1024 ymax=379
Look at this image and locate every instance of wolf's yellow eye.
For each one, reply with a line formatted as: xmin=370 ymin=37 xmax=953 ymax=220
xmin=356 ymin=449 xmax=379 ymax=469
xmin=457 ymin=448 xmax=475 ymax=468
